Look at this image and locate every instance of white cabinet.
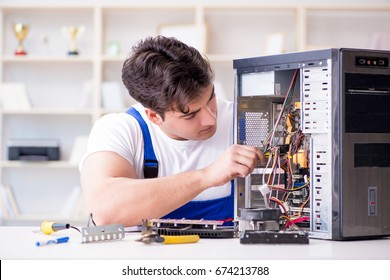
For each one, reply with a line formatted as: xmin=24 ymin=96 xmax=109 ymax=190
xmin=0 ymin=1 xmax=389 ymax=225
xmin=0 ymin=6 xmax=97 ymax=225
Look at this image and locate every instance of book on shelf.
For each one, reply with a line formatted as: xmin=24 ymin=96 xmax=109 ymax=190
xmin=0 ymin=83 xmax=32 ymax=110
xmin=265 ymin=32 xmax=284 ymax=55
xmin=101 ymin=81 xmax=125 ymax=110
xmin=159 ymin=23 xmax=208 ymax=53
xmin=69 ymin=135 xmax=89 ymax=165
xmin=61 ymin=185 xmax=81 ymax=218
xmin=60 ymin=185 xmax=88 ymax=219
xmin=0 ymin=184 xmax=20 ymax=218
xmin=78 ymin=80 xmax=93 ymax=108
xmin=0 ymin=186 xmax=9 ymax=219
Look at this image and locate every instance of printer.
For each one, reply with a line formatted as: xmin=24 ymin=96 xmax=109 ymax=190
xmin=7 ymin=139 xmax=60 ymax=161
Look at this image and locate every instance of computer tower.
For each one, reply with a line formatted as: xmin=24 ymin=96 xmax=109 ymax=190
xmin=233 ymin=48 xmax=390 ymax=240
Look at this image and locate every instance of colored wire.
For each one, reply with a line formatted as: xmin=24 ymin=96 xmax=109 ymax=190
xmin=263 ymin=69 xmax=299 ymax=151
xmin=299 ymin=195 xmax=310 ymax=217
xmin=284 ymin=216 xmax=310 ymax=229
xmin=269 ymin=196 xmax=287 ymax=213
xmin=70 ymin=225 xmax=81 ymax=233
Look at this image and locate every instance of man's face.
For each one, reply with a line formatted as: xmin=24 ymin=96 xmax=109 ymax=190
xmin=159 ymin=84 xmax=217 ymax=141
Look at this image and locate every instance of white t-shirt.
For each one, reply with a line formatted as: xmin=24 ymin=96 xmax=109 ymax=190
xmin=80 ymin=97 xmax=233 ymax=201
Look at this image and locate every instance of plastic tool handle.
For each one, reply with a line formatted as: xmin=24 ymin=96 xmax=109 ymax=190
xmin=160 ymin=235 xmax=200 ymax=244
xmin=41 ymin=221 xmax=70 ymax=235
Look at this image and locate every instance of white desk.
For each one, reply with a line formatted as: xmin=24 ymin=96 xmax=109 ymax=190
xmin=1 ymin=226 xmax=389 ymax=260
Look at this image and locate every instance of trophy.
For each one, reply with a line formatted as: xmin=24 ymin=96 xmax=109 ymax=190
xmin=61 ymin=25 xmax=85 ymax=55
xmin=13 ymin=23 xmax=30 ymax=55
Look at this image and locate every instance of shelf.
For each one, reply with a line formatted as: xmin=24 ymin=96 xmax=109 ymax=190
xmin=0 ymin=109 xmax=94 ymax=115
xmin=1 ymin=55 xmax=95 ymax=62
xmin=1 ymin=161 xmax=79 ymax=169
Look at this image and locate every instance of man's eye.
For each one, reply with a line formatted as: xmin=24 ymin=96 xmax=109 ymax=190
xmin=184 ymin=114 xmax=196 ymax=120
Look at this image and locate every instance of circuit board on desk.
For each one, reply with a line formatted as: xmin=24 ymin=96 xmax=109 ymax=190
xmin=149 ymin=218 xmax=237 ymax=238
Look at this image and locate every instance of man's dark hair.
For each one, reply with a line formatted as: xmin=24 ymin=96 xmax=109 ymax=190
xmin=122 ymin=36 xmax=213 ymax=119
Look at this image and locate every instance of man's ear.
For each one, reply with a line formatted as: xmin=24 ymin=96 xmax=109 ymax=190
xmin=144 ymin=108 xmax=163 ymax=125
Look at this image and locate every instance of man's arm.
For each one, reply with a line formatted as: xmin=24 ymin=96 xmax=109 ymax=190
xmin=80 ymin=144 xmax=264 ymax=227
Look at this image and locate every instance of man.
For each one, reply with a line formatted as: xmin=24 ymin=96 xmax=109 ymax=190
xmin=80 ymin=36 xmax=264 ymax=227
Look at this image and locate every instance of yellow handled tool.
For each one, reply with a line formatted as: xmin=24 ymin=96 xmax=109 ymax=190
xmin=41 ymin=221 xmax=70 ymax=235
xmin=40 ymin=220 xmax=80 ymax=235
xmin=159 ymin=235 xmax=200 ymax=244
xmin=136 ymin=219 xmax=200 ymax=244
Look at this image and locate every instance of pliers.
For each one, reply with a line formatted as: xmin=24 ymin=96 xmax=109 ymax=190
xmin=136 ymin=219 xmax=200 ymax=244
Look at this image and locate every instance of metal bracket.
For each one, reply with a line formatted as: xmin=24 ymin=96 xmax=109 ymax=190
xmin=81 ymin=224 xmax=125 ymax=243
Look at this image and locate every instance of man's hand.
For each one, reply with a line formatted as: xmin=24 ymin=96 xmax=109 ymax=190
xmin=202 ymin=144 xmax=265 ymax=187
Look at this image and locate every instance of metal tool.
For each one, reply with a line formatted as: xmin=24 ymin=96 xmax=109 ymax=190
xmin=136 ymin=219 xmax=200 ymax=244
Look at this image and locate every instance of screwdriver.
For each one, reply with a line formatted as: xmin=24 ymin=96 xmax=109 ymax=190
xmin=136 ymin=233 xmax=200 ymax=244
xmin=159 ymin=234 xmax=200 ymax=244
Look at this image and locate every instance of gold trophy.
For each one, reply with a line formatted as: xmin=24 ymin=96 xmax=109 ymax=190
xmin=13 ymin=23 xmax=30 ymax=55
xmin=61 ymin=25 xmax=85 ymax=55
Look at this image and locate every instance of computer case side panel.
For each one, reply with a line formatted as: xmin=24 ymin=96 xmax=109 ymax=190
xmin=338 ymin=49 xmax=390 ymax=240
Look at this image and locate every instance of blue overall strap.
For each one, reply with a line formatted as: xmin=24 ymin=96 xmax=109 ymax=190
xmin=126 ymin=107 xmax=159 ymax=178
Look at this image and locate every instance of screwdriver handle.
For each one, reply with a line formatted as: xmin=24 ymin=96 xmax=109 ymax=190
xmin=41 ymin=221 xmax=70 ymax=235
xmin=160 ymin=235 xmax=200 ymax=244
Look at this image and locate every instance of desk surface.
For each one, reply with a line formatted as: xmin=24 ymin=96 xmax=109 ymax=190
xmin=1 ymin=226 xmax=389 ymax=260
